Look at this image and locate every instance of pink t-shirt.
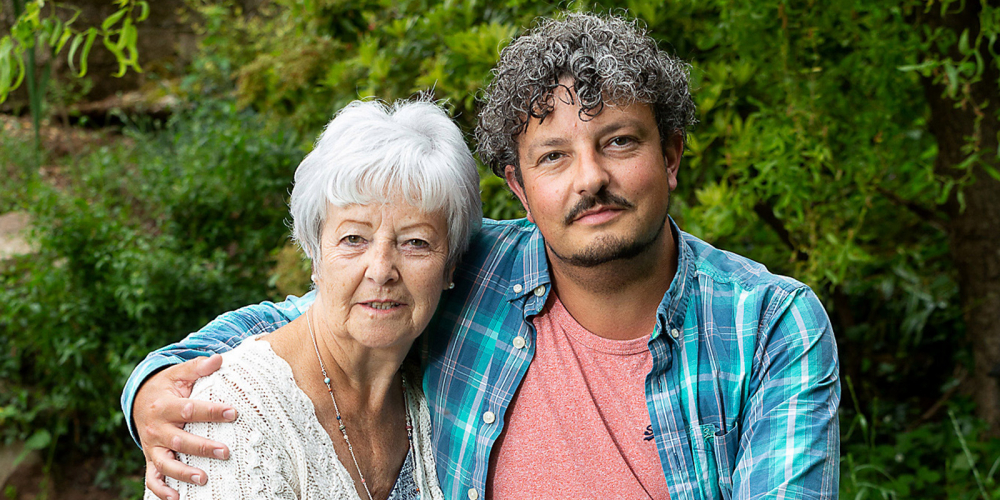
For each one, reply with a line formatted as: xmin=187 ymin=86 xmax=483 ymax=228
xmin=487 ymin=294 xmax=670 ymax=499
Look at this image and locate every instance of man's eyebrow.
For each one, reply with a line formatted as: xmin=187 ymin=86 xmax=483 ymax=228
xmin=525 ymin=137 xmax=569 ymax=153
xmin=594 ymin=119 xmax=645 ymax=138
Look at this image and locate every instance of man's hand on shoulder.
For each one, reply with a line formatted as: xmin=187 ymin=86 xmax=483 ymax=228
xmin=136 ymin=354 xmax=236 ymax=500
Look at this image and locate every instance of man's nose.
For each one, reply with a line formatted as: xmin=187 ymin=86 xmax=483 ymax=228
xmin=573 ymin=148 xmax=611 ymax=195
xmin=365 ymin=242 xmax=400 ymax=285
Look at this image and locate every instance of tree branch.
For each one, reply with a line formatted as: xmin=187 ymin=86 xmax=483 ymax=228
xmin=874 ymin=186 xmax=948 ymax=233
xmin=753 ymin=202 xmax=809 ymax=262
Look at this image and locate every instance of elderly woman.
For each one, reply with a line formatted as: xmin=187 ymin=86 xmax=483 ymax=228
xmin=144 ymin=99 xmax=481 ymax=500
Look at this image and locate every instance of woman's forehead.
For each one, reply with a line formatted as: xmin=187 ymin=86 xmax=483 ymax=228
xmin=323 ymin=201 xmax=447 ymax=232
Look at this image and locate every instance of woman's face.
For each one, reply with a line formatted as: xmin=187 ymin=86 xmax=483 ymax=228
xmin=313 ymin=200 xmax=452 ymax=350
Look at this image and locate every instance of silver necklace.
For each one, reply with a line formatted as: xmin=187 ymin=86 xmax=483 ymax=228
xmin=307 ymin=310 xmax=415 ymax=500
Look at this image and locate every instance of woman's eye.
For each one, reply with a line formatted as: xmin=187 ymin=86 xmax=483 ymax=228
xmin=342 ymin=235 xmax=364 ymax=245
xmin=406 ymin=239 xmax=429 ymax=248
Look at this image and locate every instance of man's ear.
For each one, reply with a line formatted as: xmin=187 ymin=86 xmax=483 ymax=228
xmin=503 ymin=165 xmax=533 ymax=223
xmin=663 ymin=132 xmax=683 ymax=192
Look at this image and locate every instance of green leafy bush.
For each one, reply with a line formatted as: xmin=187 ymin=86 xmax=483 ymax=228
xmin=0 ymin=100 xmax=301 ymax=485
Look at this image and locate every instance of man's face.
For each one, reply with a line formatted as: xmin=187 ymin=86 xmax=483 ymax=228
xmin=504 ymin=85 xmax=682 ymax=268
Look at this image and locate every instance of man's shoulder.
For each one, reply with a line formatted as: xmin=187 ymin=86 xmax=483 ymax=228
xmin=680 ymin=229 xmax=807 ymax=295
xmin=461 ymin=218 xmax=539 ymax=269
xmin=473 ymin=218 xmax=537 ymax=247
xmin=200 ymin=295 xmax=312 ymax=334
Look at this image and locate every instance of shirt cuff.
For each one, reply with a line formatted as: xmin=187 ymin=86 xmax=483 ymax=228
xmin=121 ymin=354 xmax=187 ymax=447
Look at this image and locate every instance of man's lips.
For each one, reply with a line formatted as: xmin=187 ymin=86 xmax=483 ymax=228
xmin=565 ymin=191 xmax=634 ymax=225
xmin=572 ymin=205 xmax=626 ymax=224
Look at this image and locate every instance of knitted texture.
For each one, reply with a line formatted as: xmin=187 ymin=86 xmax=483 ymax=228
xmin=143 ymin=337 xmax=443 ymax=500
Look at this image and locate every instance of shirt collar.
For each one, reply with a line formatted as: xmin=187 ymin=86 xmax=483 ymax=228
xmin=505 ymin=223 xmax=551 ymax=315
xmin=656 ymin=217 xmax=694 ymax=343
xmin=503 ymin=217 xmax=694 ymax=336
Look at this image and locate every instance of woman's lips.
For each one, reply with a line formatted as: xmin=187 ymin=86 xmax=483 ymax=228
xmin=363 ymin=300 xmax=404 ymax=310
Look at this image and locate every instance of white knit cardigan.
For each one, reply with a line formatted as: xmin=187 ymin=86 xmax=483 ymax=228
xmin=144 ymin=337 xmax=444 ymax=500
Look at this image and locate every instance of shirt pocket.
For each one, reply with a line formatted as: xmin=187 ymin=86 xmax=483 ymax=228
xmin=694 ymin=423 xmax=739 ymax=500
xmin=711 ymin=424 xmax=739 ymax=499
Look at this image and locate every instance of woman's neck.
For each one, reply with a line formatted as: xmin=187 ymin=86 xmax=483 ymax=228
xmin=264 ymin=310 xmax=412 ymax=413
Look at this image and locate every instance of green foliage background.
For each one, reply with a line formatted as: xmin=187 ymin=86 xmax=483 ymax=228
xmin=2 ymin=0 xmax=999 ymax=497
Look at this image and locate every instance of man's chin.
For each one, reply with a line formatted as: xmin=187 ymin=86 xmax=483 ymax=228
xmin=553 ymin=236 xmax=650 ymax=268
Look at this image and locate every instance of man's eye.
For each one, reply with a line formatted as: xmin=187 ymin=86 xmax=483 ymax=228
xmin=609 ymin=136 xmax=632 ymax=147
xmin=541 ymin=152 xmax=563 ymax=163
xmin=343 ymin=235 xmax=364 ymax=244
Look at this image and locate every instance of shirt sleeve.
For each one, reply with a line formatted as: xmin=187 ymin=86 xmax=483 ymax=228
xmin=733 ymin=286 xmax=841 ymax=499
xmin=120 ymin=292 xmax=315 ymax=446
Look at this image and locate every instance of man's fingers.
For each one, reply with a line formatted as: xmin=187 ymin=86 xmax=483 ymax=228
xmin=145 ymin=460 xmax=180 ymax=500
xmin=160 ymin=425 xmax=230 ymax=459
xmin=163 ymin=354 xmax=224 ymax=388
xmin=165 ymin=399 xmax=236 ymax=424
xmin=193 ymin=354 xmax=224 ymax=378
xmin=151 ymin=446 xmax=210 ymax=486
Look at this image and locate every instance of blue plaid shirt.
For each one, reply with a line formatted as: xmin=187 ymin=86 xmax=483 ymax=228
xmin=123 ymin=217 xmax=840 ymax=500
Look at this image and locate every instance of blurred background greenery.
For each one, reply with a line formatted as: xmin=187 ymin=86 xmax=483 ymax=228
xmin=2 ymin=0 xmax=1000 ymax=498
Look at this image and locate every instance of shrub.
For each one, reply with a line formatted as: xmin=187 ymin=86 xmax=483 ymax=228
xmin=0 ymin=100 xmax=301 ymax=486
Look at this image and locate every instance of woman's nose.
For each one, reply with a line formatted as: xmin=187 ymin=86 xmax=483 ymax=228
xmin=364 ymin=242 xmax=400 ymax=285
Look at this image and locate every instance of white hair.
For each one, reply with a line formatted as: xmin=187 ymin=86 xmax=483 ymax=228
xmin=290 ymin=99 xmax=482 ymax=268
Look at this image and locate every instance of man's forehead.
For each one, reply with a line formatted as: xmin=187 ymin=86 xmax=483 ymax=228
xmin=516 ymin=99 xmax=656 ymax=146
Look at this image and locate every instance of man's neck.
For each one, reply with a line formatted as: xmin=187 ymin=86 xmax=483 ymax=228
xmin=545 ymin=228 xmax=678 ymax=341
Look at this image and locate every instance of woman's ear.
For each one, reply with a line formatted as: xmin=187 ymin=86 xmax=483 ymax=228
xmin=444 ymin=265 xmax=456 ymax=290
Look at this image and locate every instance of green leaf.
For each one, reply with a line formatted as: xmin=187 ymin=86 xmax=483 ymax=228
xmin=46 ymin=18 xmax=63 ymax=50
xmin=137 ymin=1 xmax=150 ymax=22
xmin=12 ymin=429 xmax=52 ymax=469
xmin=24 ymin=429 xmax=51 ymax=451
xmin=53 ymin=28 xmax=71 ymax=54
xmin=984 ymin=164 xmax=1000 ymax=182
xmin=0 ymin=36 xmax=26 ymax=102
xmin=936 ymin=178 xmax=953 ymax=205
xmin=116 ymin=17 xmax=132 ymax=50
xmin=943 ymin=62 xmax=959 ymax=97
xmin=67 ymin=30 xmax=85 ymax=74
xmin=958 ymin=29 xmax=970 ymax=55
xmin=76 ymin=28 xmax=98 ymax=77
xmin=101 ymin=9 xmax=127 ymax=31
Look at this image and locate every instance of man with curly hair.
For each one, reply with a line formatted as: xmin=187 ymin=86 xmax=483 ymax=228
xmin=128 ymin=12 xmax=840 ymax=500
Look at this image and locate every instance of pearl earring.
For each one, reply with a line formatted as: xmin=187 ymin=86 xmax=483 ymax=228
xmin=311 ymin=274 xmax=318 ymax=282
xmin=448 ymin=282 xmax=455 ymax=290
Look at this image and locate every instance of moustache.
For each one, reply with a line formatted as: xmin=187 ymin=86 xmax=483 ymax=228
xmin=565 ymin=191 xmax=635 ymax=225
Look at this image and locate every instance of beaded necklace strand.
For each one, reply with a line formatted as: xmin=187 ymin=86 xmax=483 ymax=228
xmin=307 ymin=310 xmax=416 ymax=500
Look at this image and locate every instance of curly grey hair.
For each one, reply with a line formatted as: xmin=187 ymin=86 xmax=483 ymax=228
xmin=475 ymin=12 xmax=697 ymax=177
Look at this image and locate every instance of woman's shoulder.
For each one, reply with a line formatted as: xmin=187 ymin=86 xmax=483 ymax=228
xmin=190 ymin=338 xmax=299 ymax=413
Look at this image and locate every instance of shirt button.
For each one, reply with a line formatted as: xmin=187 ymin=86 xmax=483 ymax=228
xmin=468 ymin=488 xmax=480 ymax=500
xmin=670 ymin=328 xmax=680 ymax=339
xmin=512 ymin=336 xmax=526 ymax=349
xmin=513 ymin=284 xmax=523 ymax=293
xmin=533 ymin=285 xmax=546 ymax=297
xmin=483 ymin=411 xmax=496 ymax=424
